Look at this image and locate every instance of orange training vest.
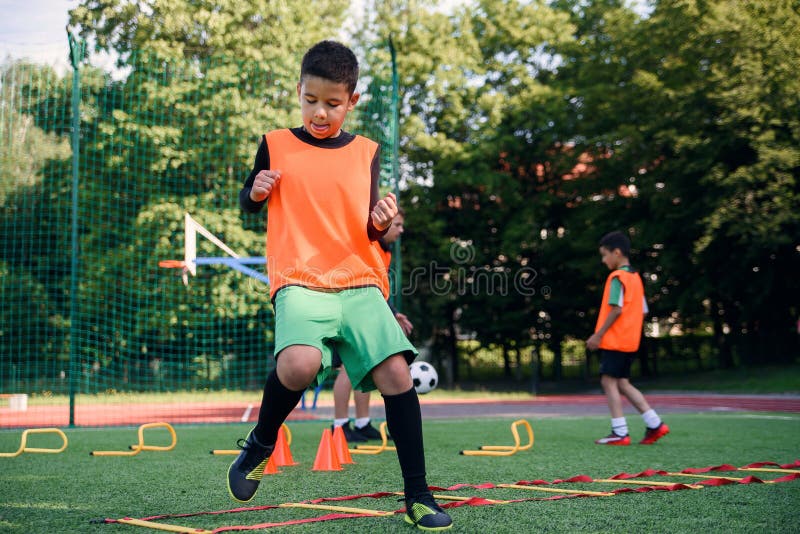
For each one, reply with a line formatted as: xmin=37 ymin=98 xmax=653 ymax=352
xmin=377 ymin=246 xmax=392 ymax=271
xmin=264 ymin=129 xmax=389 ymax=299
xmin=595 ymin=268 xmax=645 ymax=352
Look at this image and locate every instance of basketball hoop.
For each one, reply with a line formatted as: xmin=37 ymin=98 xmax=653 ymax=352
xmin=157 ymin=213 xmax=269 ymax=287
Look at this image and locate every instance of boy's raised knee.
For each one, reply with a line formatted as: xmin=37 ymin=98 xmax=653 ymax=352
xmin=372 ymin=354 xmax=413 ymax=395
xmin=276 ymin=345 xmax=323 ymax=390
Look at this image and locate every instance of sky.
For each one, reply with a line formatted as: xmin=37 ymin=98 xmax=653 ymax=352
xmin=0 ymin=0 xmax=450 ymax=74
xmin=0 ymin=0 xmax=375 ymax=73
xmin=0 ymin=0 xmax=81 ymax=71
xmin=1 ymin=0 xmax=652 ymax=73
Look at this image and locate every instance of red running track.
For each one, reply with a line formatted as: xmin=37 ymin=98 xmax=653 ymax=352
xmin=0 ymin=401 xmax=319 ymax=428
xmin=1 ymin=394 xmax=798 ymax=429
xmin=413 ymin=394 xmax=800 ymax=419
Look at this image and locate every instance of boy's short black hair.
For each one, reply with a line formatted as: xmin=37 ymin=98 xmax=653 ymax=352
xmin=300 ymin=40 xmax=359 ymax=95
xmin=599 ymin=231 xmax=631 ymax=257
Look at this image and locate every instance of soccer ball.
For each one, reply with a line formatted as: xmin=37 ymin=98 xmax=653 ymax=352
xmin=409 ymin=361 xmax=438 ymax=394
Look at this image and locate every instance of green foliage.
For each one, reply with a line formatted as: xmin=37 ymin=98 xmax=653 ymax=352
xmin=2 ymin=0 xmax=798 ymax=400
xmin=0 ymin=262 xmax=65 ymax=371
xmin=0 ymin=67 xmax=71 ymax=204
xmin=359 ymin=1 xmax=580 ymax=382
xmin=0 ymin=61 xmax=75 ymax=390
xmin=548 ymin=0 xmax=800 ymax=354
xmin=70 ymin=0 xmax=350 ymax=67
xmin=1 ymin=2 xmax=402 ymax=398
xmin=366 ymin=0 xmax=799 ymax=375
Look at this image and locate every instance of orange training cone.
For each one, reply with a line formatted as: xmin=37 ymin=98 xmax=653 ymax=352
xmin=312 ymin=428 xmax=342 ymax=471
xmin=331 ymin=425 xmax=354 ymax=465
xmin=264 ymin=453 xmax=281 ymax=475
xmin=271 ymin=427 xmax=298 ymax=466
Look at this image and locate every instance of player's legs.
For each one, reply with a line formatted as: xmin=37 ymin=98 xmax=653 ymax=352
xmin=229 ymin=287 xmax=338 ymax=503
xmin=332 ymin=348 xmax=351 ymax=421
xmin=369 ymin=356 xmax=418 ymax=481
xmin=374 ymin=356 xmax=451 ymax=529
xmin=596 ymin=350 xmax=633 ymax=445
xmin=601 ymin=374 xmax=624 ymax=418
xmin=335 ymin=362 xmax=383 ymax=441
xmin=619 ymin=378 xmax=670 ymax=443
xmin=333 ymin=366 xmax=352 ymax=420
xmin=371 ymin=353 xmax=413 ymax=394
xmin=262 ymin=343 xmax=325 ymax=445
xmin=228 ymin=345 xmax=321 ymax=503
xmin=333 ymin=367 xmax=374 ymax=418
xmin=275 ymin=344 xmax=323 ymax=390
xmin=351 ymin=389 xmax=386 ymax=440
xmin=332 ymin=364 xmax=368 ymax=442
xmin=354 ymin=389 xmax=370 ymax=419
xmin=338 ymin=289 xmax=451 ymax=530
xmin=371 ymin=356 xmax=417 ymax=479
xmin=596 ymin=374 xmax=630 ymax=445
xmin=617 ymin=378 xmax=651 ymax=414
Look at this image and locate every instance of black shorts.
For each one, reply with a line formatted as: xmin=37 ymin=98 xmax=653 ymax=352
xmin=599 ymin=350 xmax=636 ymax=378
xmin=332 ymin=348 xmax=342 ymax=368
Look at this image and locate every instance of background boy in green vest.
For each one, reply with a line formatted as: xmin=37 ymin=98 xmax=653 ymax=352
xmin=586 ymin=231 xmax=670 ymax=446
xmin=232 ymin=40 xmax=452 ymax=530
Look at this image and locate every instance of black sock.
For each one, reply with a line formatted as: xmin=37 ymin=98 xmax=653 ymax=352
xmin=253 ymin=370 xmax=305 ymax=446
xmin=383 ymin=387 xmax=428 ymax=498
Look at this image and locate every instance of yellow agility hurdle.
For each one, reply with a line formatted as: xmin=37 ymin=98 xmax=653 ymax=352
xmin=460 ymin=419 xmax=533 ymax=456
xmin=91 ymin=422 xmax=177 ymax=457
xmin=0 ymin=428 xmax=68 ymax=458
xmin=210 ymin=423 xmax=292 ymax=455
xmin=350 ymin=422 xmax=396 ymax=455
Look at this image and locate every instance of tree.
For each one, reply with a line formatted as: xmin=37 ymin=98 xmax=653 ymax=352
xmin=367 ymin=0 xmax=800 ymax=381
xmin=70 ymin=0 xmax=349 ymax=66
xmin=552 ymin=0 xmax=800 ymax=364
xmin=688 ymin=0 xmax=800 ymax=361
xmin=58 ymin=1 xmax=359 ymax=388
xmin=360 ymin=0 xmax=578 ymax=382
xmin=0 ymin=61 xmax=74 ymax=382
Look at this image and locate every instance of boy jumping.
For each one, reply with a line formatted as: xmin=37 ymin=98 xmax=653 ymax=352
xmin=230 ymin=40 xmax=452 ymax=531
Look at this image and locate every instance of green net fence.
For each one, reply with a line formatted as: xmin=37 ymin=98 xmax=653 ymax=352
xmin=0 ymin=40 xmax=398 ymax=428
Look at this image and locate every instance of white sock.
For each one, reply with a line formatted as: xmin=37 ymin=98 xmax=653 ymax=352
xmin=354 ymin=417 xmax=370 ymax=429
xmin=333 ymin=418 xmax=349 ymax=427
xmin=642 ymin=409 xmax=662 ymax=429
xmin=611 ymin=417 xmax=628 ymax=437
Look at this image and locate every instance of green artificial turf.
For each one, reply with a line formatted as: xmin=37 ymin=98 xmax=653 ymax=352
xmin=1 ymin=413 xmax=798 ymax=533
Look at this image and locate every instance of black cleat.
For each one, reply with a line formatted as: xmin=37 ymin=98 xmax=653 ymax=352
xmin=353 ymin=421 xmax=391 ymax=441
xmin=404 ymin=491 xmax=453 ymax=531
xmin=227 ymin=429 xmax=274 ymax=503
xmin=333 ymin=423 xmax=368 ymax=443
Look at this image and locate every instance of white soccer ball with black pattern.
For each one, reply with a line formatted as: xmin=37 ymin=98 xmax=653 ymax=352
xmin=409 ymin=361 xmax=438 ymax=394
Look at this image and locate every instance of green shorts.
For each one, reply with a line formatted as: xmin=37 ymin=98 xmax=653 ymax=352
xmin=273 ymin=286 xmax=417 ymax=392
